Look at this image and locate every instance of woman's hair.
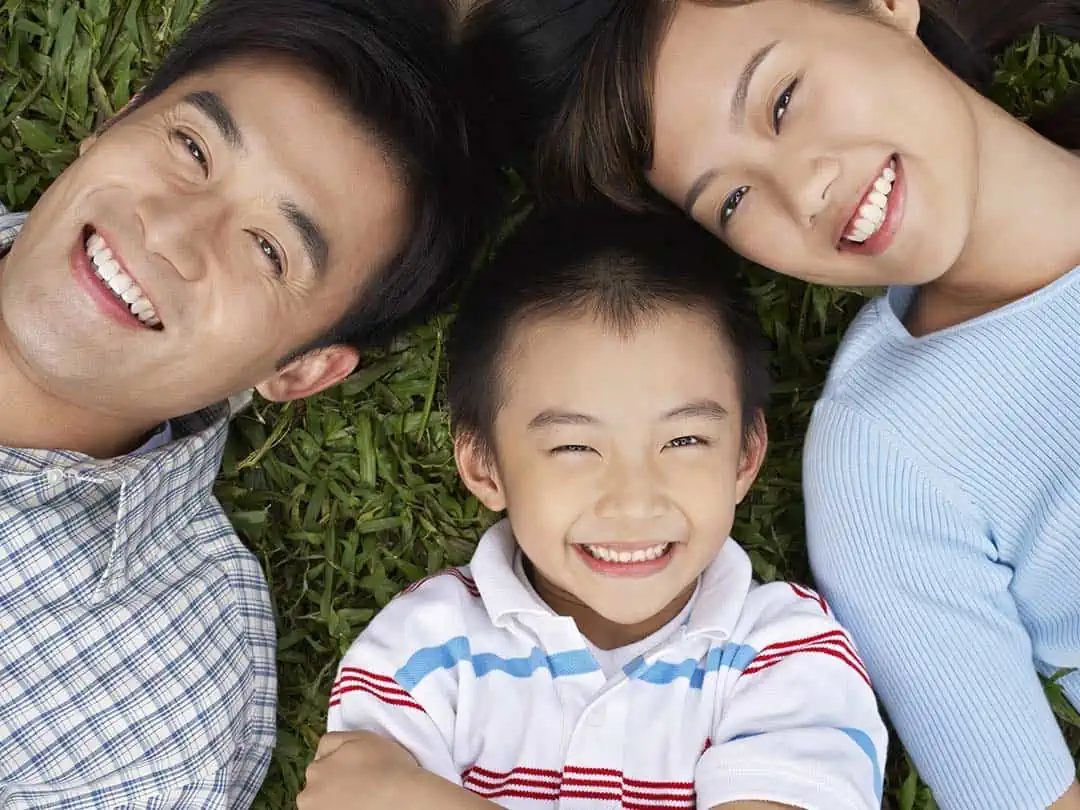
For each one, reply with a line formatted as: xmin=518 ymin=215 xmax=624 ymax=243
xmin=463 ymin=0 xmax=1080 ymax=209
xmin=445 ymin=206 xmax=771 ymax=456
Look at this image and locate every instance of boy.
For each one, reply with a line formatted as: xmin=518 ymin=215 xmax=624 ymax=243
xmin=301 ymin=209 xmax=887 ymax=809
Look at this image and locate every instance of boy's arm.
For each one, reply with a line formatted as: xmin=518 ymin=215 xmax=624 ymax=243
xmin=694 ymin=589 xmax=888 ymax=810
xmin=806 ymin=403 xmax=1077 ymax=810
xmin=299 ymin=732 xmax=500 ymax=810
xmin=324 ymin=573 xmax=476 ymax=782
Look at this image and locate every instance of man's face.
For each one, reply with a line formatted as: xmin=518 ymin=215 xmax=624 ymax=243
xmin=0 ymin=56 xmax=409 ymax=424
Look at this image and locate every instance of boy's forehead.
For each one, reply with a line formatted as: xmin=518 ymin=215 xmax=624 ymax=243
xmin=497 ymin=307 xmax=741 ymax=417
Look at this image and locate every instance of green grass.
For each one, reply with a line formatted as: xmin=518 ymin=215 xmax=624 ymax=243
xmin=2 ymin=2 xmax=1079 ymax=808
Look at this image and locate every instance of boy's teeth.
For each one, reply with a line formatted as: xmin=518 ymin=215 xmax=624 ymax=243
xmin=844 ymin=159 xmax=896 ymax=244
xmin=84 ymin=232 xmax=159 ymax=327
xmin=583 ymin=542 xmax=670 ymax=564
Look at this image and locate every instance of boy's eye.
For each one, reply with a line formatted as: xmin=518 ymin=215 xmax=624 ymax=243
xmin=551 ymin=444 xmax=595 ymax=455
xmin=773 ymin=77 xmax=799 ymax=134
xmin=719 ymin=185 xmax=749 ymax=228
xmin=253 ymin=233 xmax=285 ymax=278
xmin=667 ymin=436 xmax=708 ymax=449
xmin=171 ymin=129 xmax=208 ymax=175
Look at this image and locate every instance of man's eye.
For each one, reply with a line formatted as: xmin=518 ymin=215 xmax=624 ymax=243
xmin=171 ymin=130 xmax=207 ymax=174
xmin=773 ymin=78 xmax=799 ymax=133
xmin=720 ymin=185 xmax=749 ymax=228
xmin=254 ymin=234 xmax=284 ymax=277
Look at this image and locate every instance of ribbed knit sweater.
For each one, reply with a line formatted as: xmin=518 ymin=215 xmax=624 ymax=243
xmin=804 ymin=272 xmax=1080 ymax=810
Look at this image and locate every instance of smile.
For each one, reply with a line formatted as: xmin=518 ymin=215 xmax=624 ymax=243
xmin=583 ymin=542 xmax=670 ymax=563
xmin=82 ymin=227 xmax=162 ymax=329
xmin=842 ymin=158 xmax=896 ymax=244
xmin=574 ymin=541 xmax=677 ymax=579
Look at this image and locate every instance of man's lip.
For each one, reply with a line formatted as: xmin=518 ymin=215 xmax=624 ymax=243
xmin=834 ymin=154 xmax=897 ymax=247
xmin=72 ymin=225 xmax=161 ymax=331
xmin=573 ymin=541 xmax=678 ymax=550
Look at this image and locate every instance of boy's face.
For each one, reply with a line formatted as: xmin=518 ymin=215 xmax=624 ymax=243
xmin=458 ymin=305 xmax=766 ymax=631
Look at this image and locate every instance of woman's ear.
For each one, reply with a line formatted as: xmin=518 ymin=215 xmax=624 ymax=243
xmin=872 ymin=0 xmax=921 ymax=36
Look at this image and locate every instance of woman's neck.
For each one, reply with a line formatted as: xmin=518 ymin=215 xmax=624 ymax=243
xmin=931 ymin=88 xmax=1080 ymax=311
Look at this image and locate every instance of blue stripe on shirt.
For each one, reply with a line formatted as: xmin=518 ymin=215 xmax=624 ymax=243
xmin=623 ymin=642 xmax=758 ymax=688
xmin=395 ymin=636 xmax=598 ymax=690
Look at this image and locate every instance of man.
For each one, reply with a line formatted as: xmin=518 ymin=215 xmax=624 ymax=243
xmin=0 ymin=0 xmax=477 ymax=806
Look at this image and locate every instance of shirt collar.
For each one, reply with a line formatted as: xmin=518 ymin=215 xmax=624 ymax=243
xmin=470 ymin=518 xmax=754 ymax=643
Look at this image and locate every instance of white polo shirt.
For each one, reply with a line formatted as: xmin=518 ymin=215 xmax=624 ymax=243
xmin=329 ymin=520 xmax=887 ymax=809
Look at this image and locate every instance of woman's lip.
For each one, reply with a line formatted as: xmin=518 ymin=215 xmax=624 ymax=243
xmin=840 ymin=157 xmax=905 ymax=257
xmin=835 ymin=154 xmax=898 ymax=247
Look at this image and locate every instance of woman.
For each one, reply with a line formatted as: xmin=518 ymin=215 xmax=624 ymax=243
xmin=464 ymin=2 xmax=1080 ymax=809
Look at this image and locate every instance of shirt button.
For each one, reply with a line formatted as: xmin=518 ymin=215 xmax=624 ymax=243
xmin=46 ymin=469 xmax=64 ymax=486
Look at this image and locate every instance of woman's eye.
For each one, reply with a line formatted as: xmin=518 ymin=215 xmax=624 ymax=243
xmin=720 ymin=185 xmax=749 ymax=227
xmin=254 ymin=234 xmax=284 ymax=277
xmin=667 ymin=436 xmax=707 ymax=449
xmin=773 ymin=78 xmax=799 ymax=134
xmin=171 ymin=130 xmax=208 ymax=174
xmin=551 ymin=444 xmax=594 ymax=455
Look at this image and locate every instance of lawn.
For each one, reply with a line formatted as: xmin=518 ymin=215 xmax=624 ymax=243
xmin=2 ymin=1 xmax=1079 ymax=808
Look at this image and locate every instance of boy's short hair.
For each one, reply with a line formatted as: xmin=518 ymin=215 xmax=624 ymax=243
xmin=446 ymin=206 xmax=770 ymax=455
xmin=134 ymin=0 xmax=486 ymax=353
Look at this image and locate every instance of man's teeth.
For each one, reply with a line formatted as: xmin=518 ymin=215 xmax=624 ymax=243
xmin=583 ymin=543 xmax=670 ymax=564
xmin=844 ymin=160 xmax=897 ymax=244
xmin=85 ymin=232 xmax=160 ymax=327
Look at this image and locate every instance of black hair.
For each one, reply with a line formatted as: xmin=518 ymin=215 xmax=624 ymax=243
xmin=135 ymin=0 xmax=487 ymax=352
xmin=446 ymin=206 xmax=771 ymax=455
xmin=462 ymin=0 xmax=1080 ymax=206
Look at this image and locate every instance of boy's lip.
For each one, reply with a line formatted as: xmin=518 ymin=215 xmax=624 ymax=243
xmin=573 ymin=542 xmax=678 ymax=579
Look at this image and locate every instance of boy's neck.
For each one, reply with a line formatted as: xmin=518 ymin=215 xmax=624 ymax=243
xmin=526 ymin=559 xmax=696 ymax=650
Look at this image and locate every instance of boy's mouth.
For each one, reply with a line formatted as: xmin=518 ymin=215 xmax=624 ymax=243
xmin=574 ymin=541 xmax=677 ymax=578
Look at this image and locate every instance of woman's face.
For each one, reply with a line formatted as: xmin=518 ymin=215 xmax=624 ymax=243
xmin=647 ymin=0 xmax=980 ymax=287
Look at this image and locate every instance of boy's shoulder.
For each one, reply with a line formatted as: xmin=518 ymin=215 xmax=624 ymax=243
xmin=378 ymin=563 xmax=489 ymax=626
xmin=729 ymin=578 xmax=848 ymax=649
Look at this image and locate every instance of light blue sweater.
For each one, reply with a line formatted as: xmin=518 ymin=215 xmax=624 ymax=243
xmin=804 ymin=271 xmax=1080 ymax=810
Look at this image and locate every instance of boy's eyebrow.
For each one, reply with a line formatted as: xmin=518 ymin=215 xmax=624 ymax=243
xmin=661 ymin=399 xmax=729 ymax=421
xmin=527 ymin=410 xmax=599 ymax=430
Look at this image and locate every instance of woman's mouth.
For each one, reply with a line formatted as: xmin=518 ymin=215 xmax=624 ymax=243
xmin=838 ymin=156 xmax=904 ymax=255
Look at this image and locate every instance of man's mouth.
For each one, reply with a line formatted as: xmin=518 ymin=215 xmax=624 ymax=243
xmin=839 ymin=157 xmax=897 ymax=246
xmin=82 ymin=226 xmax=161 ymax=329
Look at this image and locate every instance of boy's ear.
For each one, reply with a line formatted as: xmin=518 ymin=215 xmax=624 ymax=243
xmin=255 ymin=345 xmax=360 ymax=402
xmin=454 ymin=432 xmax=507 ymax=512
xmin=735 ymin=409 xmax=768 ymax=505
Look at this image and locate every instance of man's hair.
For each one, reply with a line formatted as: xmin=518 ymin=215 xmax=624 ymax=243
xmin=446 ymin=206 xmax=770 ymax=455
xmin=134 ymin=0 xmax=486 ymax=353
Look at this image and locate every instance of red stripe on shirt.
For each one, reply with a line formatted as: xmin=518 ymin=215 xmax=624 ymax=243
xmin=463 ymin=765 xmax=695 ymax=808
xmin=400 ymin=567 xmax=480 ymax=598
xmin=744 ymin=640 xmax=871 ymax=687
xmin=327 ymin=681 xmax=425 ymax=711
xmin=789 ymin=582 xmax=829 ymax=614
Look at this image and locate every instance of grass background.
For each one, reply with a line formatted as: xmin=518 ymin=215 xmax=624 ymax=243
xmin=2 ymin=1 xmax=1079 ymax=807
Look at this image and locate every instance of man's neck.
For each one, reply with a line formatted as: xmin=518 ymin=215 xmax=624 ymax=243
xmin=0 ymin=337 xmax=159 ymax=459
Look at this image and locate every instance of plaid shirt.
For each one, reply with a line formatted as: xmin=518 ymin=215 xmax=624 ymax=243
xmin=0 ymin=204 xmax=277 ymax=809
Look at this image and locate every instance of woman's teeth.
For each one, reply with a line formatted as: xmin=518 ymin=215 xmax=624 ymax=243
xmin=583 ymin=543 xmax=670 ymax=564
xmin=85 ymin=232 xmax=161 ymax=328
xmin=844 ymin=159 xmax=897 ymax=244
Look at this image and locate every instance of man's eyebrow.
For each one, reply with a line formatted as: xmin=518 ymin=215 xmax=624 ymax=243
xmin=681 ymin=40 xmax=780 ymax=215
xmin=731 ymin=39 xmax=780 ymax=128
xmin=527 ymin=410 xmax=600 ymax=430
xmin=661 ymin=399 xmax=730 ymax=422
xmin=281 ymin=201 xmax=329 ymax=276
xmin=181 ymin=91 xmax=242 ymax=150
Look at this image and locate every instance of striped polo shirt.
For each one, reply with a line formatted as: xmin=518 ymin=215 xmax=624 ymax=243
xmin=328 ymin=520 xmax=887 ymax=809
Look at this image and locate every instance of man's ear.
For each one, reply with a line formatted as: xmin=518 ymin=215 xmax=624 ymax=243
xmin=735 ymin=409 xmax=768 ymax=505
xmin=454 ymin=432 xmax=507 ymax=513
xmin=255 ymin=345 xmax=360 ymax=402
